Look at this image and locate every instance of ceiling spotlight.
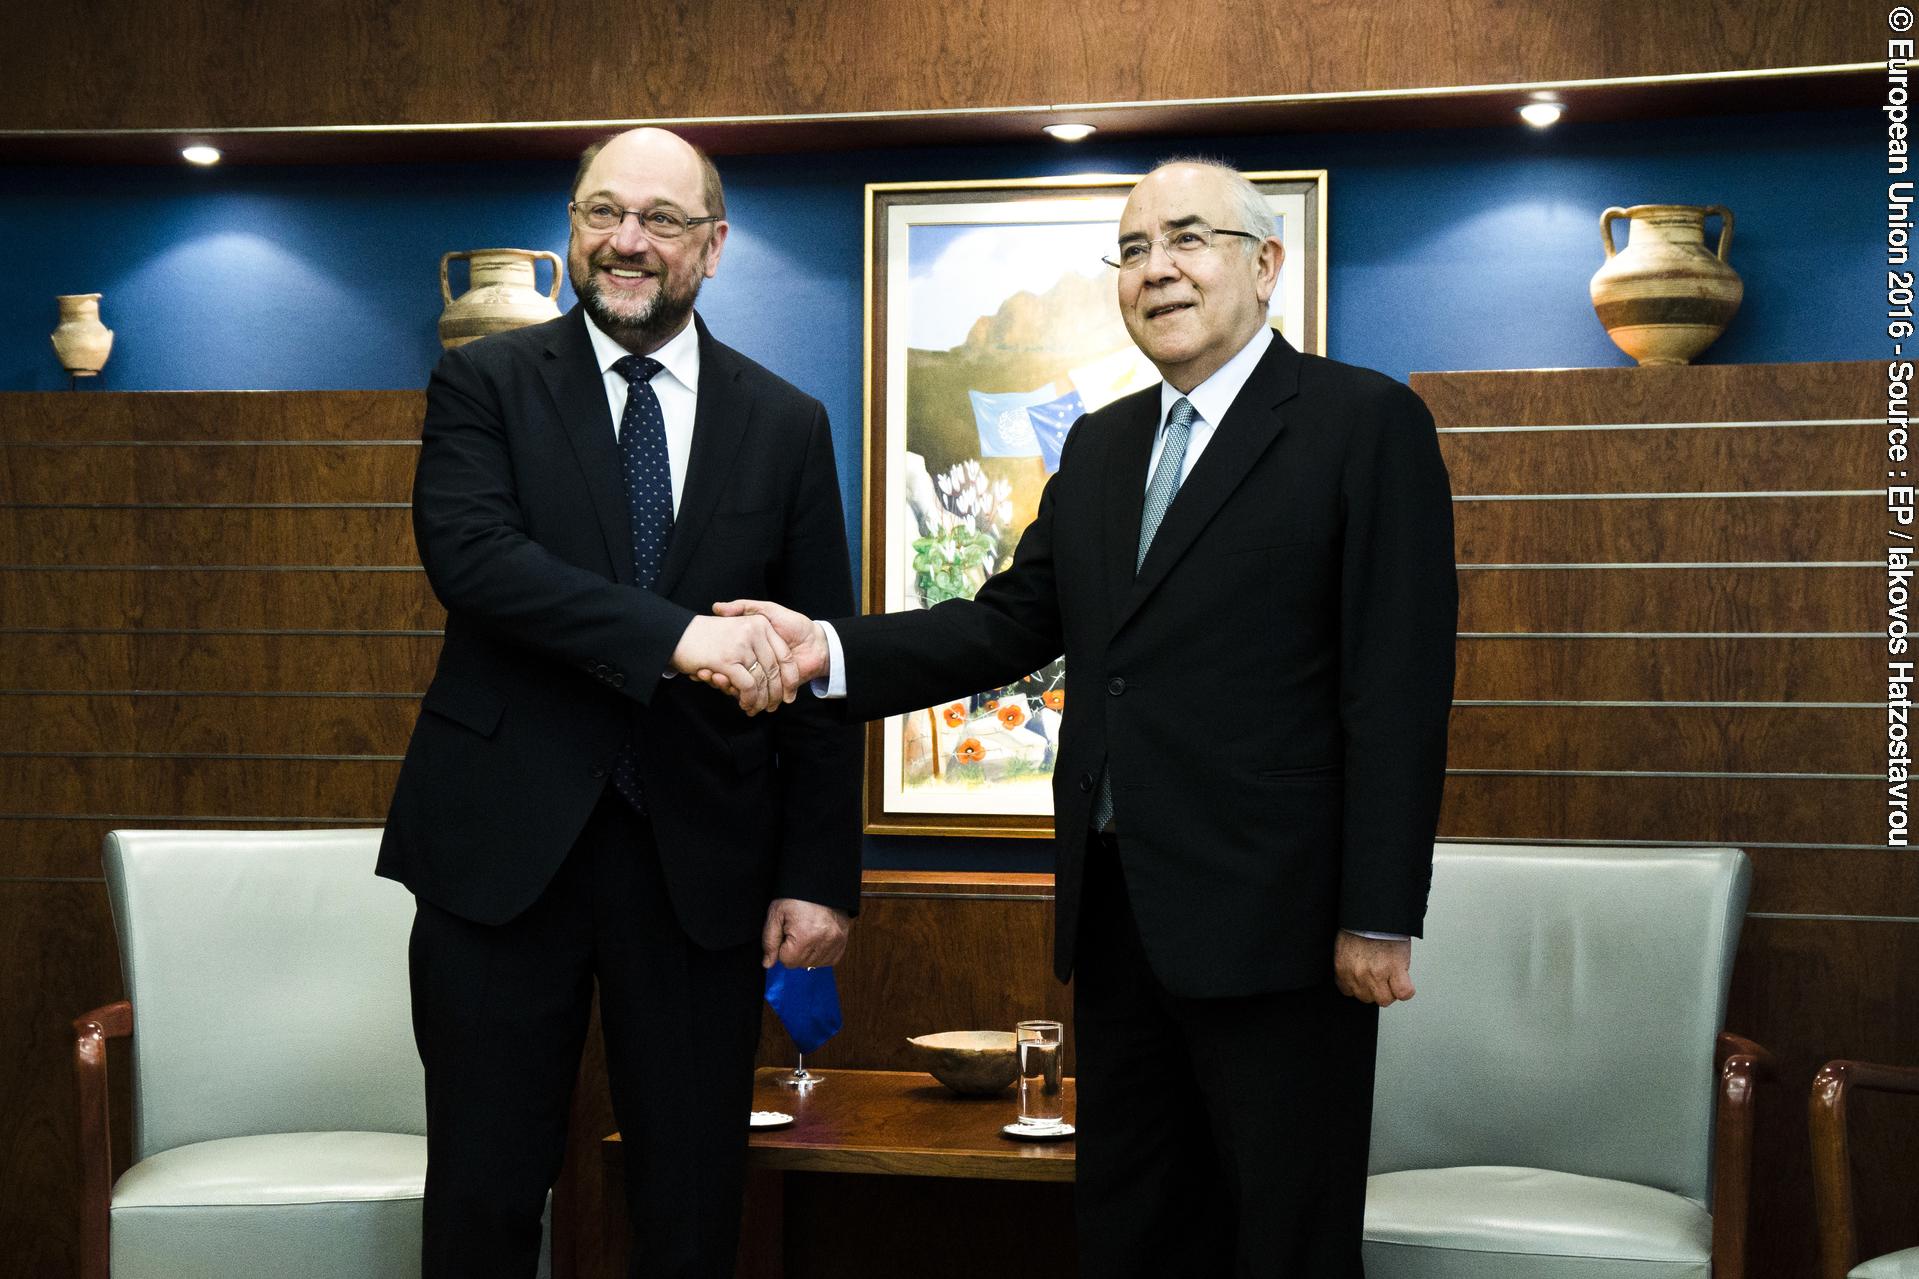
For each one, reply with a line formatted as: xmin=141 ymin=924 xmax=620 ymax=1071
xmin=1043 ymin=123 xmax=1097 ymax=142
xmin=181 ymin=145 xmax=222 ymax=165
xmin=1518 ymin=102 xmax=1564 ymax=129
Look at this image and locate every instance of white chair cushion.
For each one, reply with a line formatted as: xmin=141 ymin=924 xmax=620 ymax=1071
xmin=1364 ymin=1166 xmax=1711 ymax=1279
xmin=113 ymin=1130 xmax=424 ymax=1207
xmin=1855 ymin=1247 xmax=1919 ymax=1278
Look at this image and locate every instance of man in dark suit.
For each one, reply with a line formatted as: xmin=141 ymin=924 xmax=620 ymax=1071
xmin=716 ymin=158 xmax=1455 ymax=1275
xmin=377 ymin=127 xmax=861 ymax=1279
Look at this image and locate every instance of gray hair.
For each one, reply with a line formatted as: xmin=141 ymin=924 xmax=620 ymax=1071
xmin=1149 ymin=155 xmax=1274 ymax=247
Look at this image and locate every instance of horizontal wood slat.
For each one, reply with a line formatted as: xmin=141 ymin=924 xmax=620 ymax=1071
xmin=0 ymin=757 xmax=401 ymax=822
xmin=0 ymin=507 xmax=417 ymax=566
xmin=1454 ymin=636 xmax=1877 ymax=702
xmin=0 ymin=694 xmax=419 ymax=756
xmin=1446 ymin=704 xmax=1874 ymax=775
xmin=0 ymin=569 xmax=443 ymax=629
xmin=1453 ymin=494 xmax=1874 ymax=564
xmin=1457 ymin=566 xmax=1877 ymax=632
xmin=0 ymin=444 xmax=416 ymax=505
xmin=0 ymin=392 xmax=423 ymax=443
xmin=1437 ymin=773 xmax=1880 ymax=846
xmin=1439 ymin=422 xmax=1877 ymax=494
xmin=0 ymin=633 xmax=440 ymax=693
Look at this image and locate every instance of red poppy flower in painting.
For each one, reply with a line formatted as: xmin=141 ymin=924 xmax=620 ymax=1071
xmin=984 ymin=699 xmax=999 ymax=711
xmin=997 ymin=702 xmax=1026 ymax=729
xmin=942 ymin=703 xmax=966 ymax=728
xmin=1041 ymin=689 xmax=1064 ymax=712
xmin=955 ymin=739 xmax=986 ymax=764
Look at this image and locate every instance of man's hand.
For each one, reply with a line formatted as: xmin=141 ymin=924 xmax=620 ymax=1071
xmin=710 ymin=599 xmax=831 ymax=686
xmin=760 ymin=898 xmax=851 ymax=969
xmin=1333 ymin=933 xmax=1415 ymax=1007
xmin=670 ymin=614 xmax=796 ymax=714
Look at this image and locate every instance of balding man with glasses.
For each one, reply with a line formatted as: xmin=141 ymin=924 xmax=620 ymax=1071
xmin=379 ymin=127 xmax=861 ymax=1278
xmin=714 ymin=158 xmax=1456 ymax=1275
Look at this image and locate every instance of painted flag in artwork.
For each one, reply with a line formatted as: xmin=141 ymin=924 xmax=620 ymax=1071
xmin=968 ymin=384 xmax=1060 ymax=457
xmin=1026 ymin=390 xmax=1086 ymax=474
xmin=764 ymin=962 xmax=842 ymax=1054
xmin=1067 ymin=346 xmax=1158 ymax=413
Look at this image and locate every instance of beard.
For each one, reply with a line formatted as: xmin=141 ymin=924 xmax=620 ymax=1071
xmin=571 ymin=248 xmax=704 ymax=352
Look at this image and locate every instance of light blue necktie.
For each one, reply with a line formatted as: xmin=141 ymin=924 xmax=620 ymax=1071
xmin=1092 ymin=396 xmax=1197 ymax=832
xmin=609 ymin=354 xmax=672 ymax=813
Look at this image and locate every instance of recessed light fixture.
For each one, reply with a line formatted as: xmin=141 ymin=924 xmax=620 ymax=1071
xmin=181 ymin=145 xmax=222 ymax=166
xmin=1042 ymin=123 xmax=1096 ymax=142
xmin=1518 ymin=102 xmax=1564 ymax=129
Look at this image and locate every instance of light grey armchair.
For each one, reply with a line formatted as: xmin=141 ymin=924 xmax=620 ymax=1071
xmin=71 ymin=828 xmax=553 ymax=1278
xmin=1363 ymin=843 xmax=1770 ymax=1279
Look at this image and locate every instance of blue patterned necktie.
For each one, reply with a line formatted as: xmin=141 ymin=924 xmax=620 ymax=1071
xmin=609 ymin=353 xmax=673 ymax=813
xmin=1092 ymin=396 xmax=1197 ymax=833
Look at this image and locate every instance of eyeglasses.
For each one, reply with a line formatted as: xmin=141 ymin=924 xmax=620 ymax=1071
xmin=1102 ymin=225 xmax=1260 ymax=271
xmin=568 ymin=201 xmax=721 ymax=239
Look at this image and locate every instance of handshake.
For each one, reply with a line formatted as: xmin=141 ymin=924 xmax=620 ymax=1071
xmin=669 ymin=600 xmax=829 ymax=714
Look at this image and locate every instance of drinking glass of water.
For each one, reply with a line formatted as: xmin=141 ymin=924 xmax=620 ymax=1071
xmin=1015 ymin=1019 xmax=1064 ymax=1127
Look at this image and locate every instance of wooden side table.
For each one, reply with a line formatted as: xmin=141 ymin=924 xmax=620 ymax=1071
xmin=602 ymin=1067 xmax=1076 ymax=1276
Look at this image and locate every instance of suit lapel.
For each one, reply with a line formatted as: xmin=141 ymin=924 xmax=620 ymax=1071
xmin=540 ymin=308 xmax=636 ymax=584
xmin=1100 ymin=390 xmax=1160 ymax=623
xmin=1112 ymin=334 xmax=1303 ymax=634
xmin=655 ymin=315 xmax=750 ymax=598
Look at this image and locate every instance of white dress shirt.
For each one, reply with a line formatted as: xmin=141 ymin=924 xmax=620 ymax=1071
xmin=582 ymin=309 xmax=700 ymax=516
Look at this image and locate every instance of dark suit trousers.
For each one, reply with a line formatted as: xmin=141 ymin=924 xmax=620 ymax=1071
xmin=409 ymin=789 xmax=765 ymax=1279
xmin=1074 ymin=835 xmax=1379 ymax=1279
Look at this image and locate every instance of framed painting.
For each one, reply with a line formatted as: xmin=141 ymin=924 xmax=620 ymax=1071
xmin=861 ymin=170 xmax=1327 ymax=836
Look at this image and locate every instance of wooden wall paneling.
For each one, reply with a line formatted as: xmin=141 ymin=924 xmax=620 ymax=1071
xmin=0 ymin=694 xmax=421 ymax=755
xmin=0 ymin=569 xmax=444 ymax=629
xmin=1437 ymin=775 xmax=1880 ymax=845
xmin=0 ymin=882 xmax=133 ymax=1279
xmin=1416 ymin=361 xmax=1882 ymax=428
xmin=1452 ymin=495 xmax=1876 ymax=564
xmin=0 ymin=507 xmax=419 ymax=566
xmin=0 ymin=392 xmax=434 ymax=1279
xmin=1458 ymin=566 xmax=1878 ymax=632
xmin=1445 ymin=704 xmax=1875 ymax=774
xmin=0 ymin=391 xmax=424 ymax=443
xmin=0 ymin=0 xmax=1880 ymax=131
xmin=0 ymin=756 xmax=402 ymax=821
xmin=1416 ymin=361 xmax=1892 ymax=1279
xmin=1742 ymin=847 xmax=1919 ymax=918
xmin=1454 ymin=636 xmax=1879 ymax=702
xmin=0 ymin=633 xmax=439 ymax=692
xmin=755 ymin=874 xmax=1071 ymax=1074
xmin=0 ymin=443 xmax=418 ymax=504
xmin=1440 ymin=422 xmax=1879 ymax=494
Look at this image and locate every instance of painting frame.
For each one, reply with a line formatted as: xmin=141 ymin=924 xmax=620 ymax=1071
xmin=860 ymin=170 xmax=1328 ymax=837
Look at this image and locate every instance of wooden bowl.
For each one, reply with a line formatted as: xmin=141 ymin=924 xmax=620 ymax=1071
xmin=907 ymin=1030 xmax=1018 ymax=1095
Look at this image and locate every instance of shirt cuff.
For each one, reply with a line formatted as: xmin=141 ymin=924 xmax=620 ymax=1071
xmin=1342 ymin=929 xmax=1410 ymax=941
xmin=812 ymin=621 xmax=847 ymax=698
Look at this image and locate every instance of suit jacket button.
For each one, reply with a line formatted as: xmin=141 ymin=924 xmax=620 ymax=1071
xmin=1078 ymin=773 xmax=1093 ymax=793
xmin=611 ymin=672 xmax=626 ymax=688
xmin=1107 ymin=677 xmax=1126 ymax=695
xmin=590 ymin=765 xmax=606 ymax=779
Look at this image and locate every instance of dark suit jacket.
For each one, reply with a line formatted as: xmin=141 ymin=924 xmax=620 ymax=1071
xmin=378 ymin=309 xmax=861 ymax=947
xmin=837 ymin=334 xmax=1455 ymax=998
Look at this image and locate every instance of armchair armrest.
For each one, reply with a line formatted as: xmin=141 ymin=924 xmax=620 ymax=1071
xmin=1711 ymin=1031 xmax=1776 ymax=1279
xmin=73 ymin=1001 xmax=131 ymax=1279
xmin=1810 ymin=1058 xmax=1919 ymax=1279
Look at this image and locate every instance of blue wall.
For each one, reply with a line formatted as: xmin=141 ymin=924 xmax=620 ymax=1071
xmin=1 ymin=108 xmax=1878 ymax=870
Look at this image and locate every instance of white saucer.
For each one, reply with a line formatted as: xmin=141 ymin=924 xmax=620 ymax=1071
xmin=749 ymin=1110 xmax=795 ymax=1129
xmin=1001 ymin=1121 xmax=1075 ymax=1141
